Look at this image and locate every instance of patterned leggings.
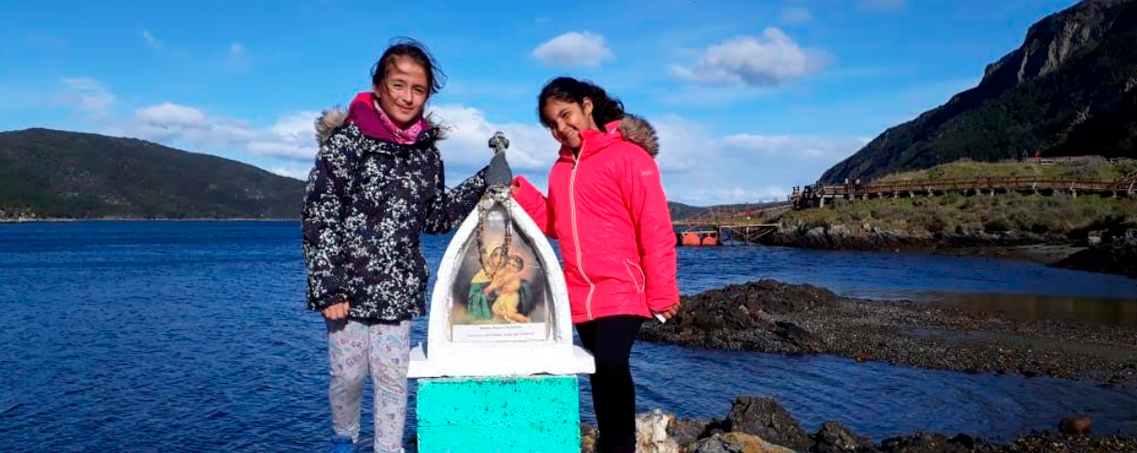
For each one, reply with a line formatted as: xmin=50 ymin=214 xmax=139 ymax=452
xmin=326 ymin=318 xmax=411 ymax=453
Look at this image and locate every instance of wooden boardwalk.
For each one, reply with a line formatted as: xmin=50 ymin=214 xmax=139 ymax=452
xmin=793 ymin=172 xmax=1137 ymax=208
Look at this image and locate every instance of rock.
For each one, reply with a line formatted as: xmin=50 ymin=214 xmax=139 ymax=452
xmin=725 ymin=397 xmax=813 ymax=452
xmin=668 ymin=417 xmax=711 ymax=448
xmin=636 ymin=409 xmax=680 ymax=453
xmin=642 ymin=276 xmax=1137 ymax=384
xmin=812 ymin=421 xmax=875 ymax=453
xmin=805 ymin=227 xmax=829 ymax=247
xmin=1057 ymin=230 xmax=1137 ymax=279
xmin=773 ymin=321 xmax=821 ymax=352
xmin=878 ymin=431 xmax=983 ymax=453
xmin=640 ymin=280 xmax=837 ymax=353
xmin=690 ymin=432 xmax=797 ymax=453
xmin=1005 ymin=432 xmax=1137 ymax=452
xmin=1059 ymin=416 xmax=1092 ymax=436
xmin=830 ymin=224 xmax=852 ymax=238
xmin=879 ymin=432 xmax=948 ymax=453
xmin=581 ymin=423 xmax=598 ymax=453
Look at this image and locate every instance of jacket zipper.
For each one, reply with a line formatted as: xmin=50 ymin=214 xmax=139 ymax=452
xmin=569 ymin=141 xmax=596 ymax=321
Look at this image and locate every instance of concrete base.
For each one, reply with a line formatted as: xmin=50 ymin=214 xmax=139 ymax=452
xmin=408 ymin=344 xmax=595 ymax=378
xmin=416 ymin=375 xmax=580 ymax=453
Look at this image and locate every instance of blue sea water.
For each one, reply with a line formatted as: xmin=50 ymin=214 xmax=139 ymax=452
xmin=1 ymin=221 xmax=1134 ymax=452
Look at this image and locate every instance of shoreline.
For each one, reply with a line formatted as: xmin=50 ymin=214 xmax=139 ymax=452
xmin=756 ymin=223 xmax=1137 ymax=279
xmin=640 ymin=280 xmax=1137 ymax=386
xmin=930 ymin=243 xmax=1085 ymax=265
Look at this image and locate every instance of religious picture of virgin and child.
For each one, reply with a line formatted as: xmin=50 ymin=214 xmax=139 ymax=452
xmin=449 ymin=218 xmax=550 ymax=328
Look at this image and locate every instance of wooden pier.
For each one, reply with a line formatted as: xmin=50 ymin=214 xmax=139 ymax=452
xmin=673 ymin=201 xmax=791 ymax=245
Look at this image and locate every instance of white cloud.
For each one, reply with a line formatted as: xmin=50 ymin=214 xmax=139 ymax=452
xmin=857 ymin=0 xmax=908 ymax=13
xmin=136 ymin=102 xmax=207 ymax=127
xmin=61 ymin=77 xmax=116 ymax=116
xmin=430 ymin=105 xmax=555 ymax=171
xmin=246 ymin=112 xmax=321 ymax=159
xmin=720 ymin=134 xmax=869 ymax=161
xmin=671 ymin=28 xmax=828 ymax=87
xmin=140 ymin=30 xmax=162 ymax=49
xmin=648 ymin=114 xmax=866 ymax=204
xmin=651 ymin=115 xmax=864 ymax=168
xmin=123 ymin=102 xmax=556 ymax=169
xmin=418 ymin=108 xmax=852 ymax=204
xmin=127 ymin=102 xmax=319 ymax=161
xmin=650 ymin=114 xmax=716 ymax=173
xmin=532 ymin=32 xmax=614 ymax=68
xmin=781 ymin=7 xmax=812 ymax=25
xmin=62 ymin=77 xmax=105 ymax=92
xmin=679 ymin=186 xmax=791 ymax=205
xmin=100 ymin=100 xmax=860 ymax=205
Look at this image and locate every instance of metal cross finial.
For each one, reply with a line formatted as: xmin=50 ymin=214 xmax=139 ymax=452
xmin=488 ymin=131 xmax=510 ymax=155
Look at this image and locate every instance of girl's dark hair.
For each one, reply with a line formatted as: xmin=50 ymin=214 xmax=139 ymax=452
xmin=537 ymin=77 xmax=624 ymax=131
xmin=371 ymin=38 xmax=446 ymax=96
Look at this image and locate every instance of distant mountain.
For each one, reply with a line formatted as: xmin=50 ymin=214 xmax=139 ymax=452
xmin=822 ymin=0 xmax=1137 ymax=183
xmin=0 ymin=128 xmax=752 ymax=222
xmin=0 ymin=128 xmax=305 ymax=220
xmin=668 ymin=201 xmax=708 ymax=221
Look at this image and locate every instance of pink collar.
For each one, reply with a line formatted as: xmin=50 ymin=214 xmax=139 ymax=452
xmin=345 ymin=91 xmax=429 ymax=144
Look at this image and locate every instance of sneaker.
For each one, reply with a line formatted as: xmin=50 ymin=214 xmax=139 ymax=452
xmin=328 ymin=435 xmax=356 ymax=453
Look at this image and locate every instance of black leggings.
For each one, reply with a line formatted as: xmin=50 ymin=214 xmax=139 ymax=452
xmin=576 ymin=315 xmax=645 ymax=453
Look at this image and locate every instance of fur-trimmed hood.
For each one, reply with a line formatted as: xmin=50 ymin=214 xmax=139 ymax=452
xmin=315 ymin=106 xmax=349 ymax=145
xmin=615 ymin=114 xmax=659 ymax=158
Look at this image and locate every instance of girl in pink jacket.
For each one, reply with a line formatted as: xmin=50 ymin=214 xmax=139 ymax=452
xmin=512 ymin=77 xmax=680 ymax=453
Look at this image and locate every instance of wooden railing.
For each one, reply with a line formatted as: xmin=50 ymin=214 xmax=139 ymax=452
xmin=792 ymin=174 xmax=1136 ymax=208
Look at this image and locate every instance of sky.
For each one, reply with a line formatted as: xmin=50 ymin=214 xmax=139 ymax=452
xmin=0 ymin=0 xmax=1080 ymax=205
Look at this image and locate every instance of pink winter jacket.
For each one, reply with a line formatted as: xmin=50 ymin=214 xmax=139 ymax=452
xmin=513 ymin=115 xmax=679 ymax=324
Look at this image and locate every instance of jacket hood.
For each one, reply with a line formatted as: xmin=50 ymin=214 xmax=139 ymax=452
xmin=315 ymin=107 xmax=349 ymax=145
xmin=616 ymin=114 xmax=659 ymax=157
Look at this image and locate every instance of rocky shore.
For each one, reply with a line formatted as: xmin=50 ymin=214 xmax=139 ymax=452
xmin=639 ymin=280 xmax=1137 ymax=385
xmin=581 ymin=396 xmax=1137 ymax=453
xmin=1057 ymin=230 xmax=1137 ymax=279
xmin=759 ymin=223 xmax=1137 ymax=280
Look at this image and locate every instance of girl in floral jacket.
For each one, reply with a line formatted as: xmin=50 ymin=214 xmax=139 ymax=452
xmin=301 ymin=39 xmax=486 ymax=453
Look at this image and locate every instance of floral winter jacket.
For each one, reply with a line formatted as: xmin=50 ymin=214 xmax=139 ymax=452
xmin=513 ymin=115 xmax=679 ymax=324
xmin=302 ymin=97 xmax=486 ymax=321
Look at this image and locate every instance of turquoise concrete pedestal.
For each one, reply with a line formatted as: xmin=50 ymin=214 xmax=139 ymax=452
xmin=416 ymin=375 xmax=580 ymax=453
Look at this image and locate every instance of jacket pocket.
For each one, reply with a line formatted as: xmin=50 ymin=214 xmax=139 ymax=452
xmin=623 ymin=259 xmax=646 ymax=293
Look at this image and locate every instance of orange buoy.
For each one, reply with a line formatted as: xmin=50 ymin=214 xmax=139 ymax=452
xmin=701 ymin=232 xmax=719 ymax=246
xmin=681 ymin=232 xmax=701 ymax=247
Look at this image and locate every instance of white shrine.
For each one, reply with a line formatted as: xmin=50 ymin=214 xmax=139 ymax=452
xmin=408 ymin=133 xmax=594 ymax=379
